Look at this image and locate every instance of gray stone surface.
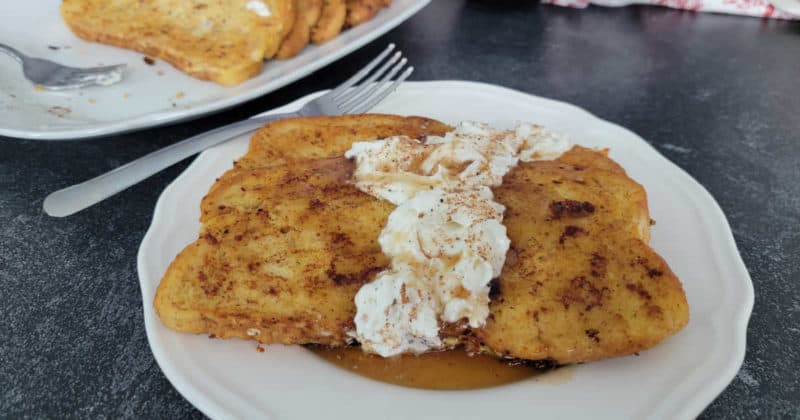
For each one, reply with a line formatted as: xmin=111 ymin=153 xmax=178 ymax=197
xmin=1 ymin=1 xmax=798 ymax=418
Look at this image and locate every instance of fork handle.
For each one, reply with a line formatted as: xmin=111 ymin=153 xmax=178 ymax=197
xmin=0 ymin=43 xmax=25 ymax=63
xmin=43 ymin=112 xmax=299 ymax=217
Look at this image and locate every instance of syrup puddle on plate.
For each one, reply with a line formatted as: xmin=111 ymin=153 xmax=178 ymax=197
xmin=309 ymin=346 xmax=573 ymax=390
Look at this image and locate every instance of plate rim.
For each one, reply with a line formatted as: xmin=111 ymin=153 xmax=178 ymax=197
xmin=0 ymin=0 xmax=430 ymax=141
xmin=137 ymin=80 xmax=754 ymax=420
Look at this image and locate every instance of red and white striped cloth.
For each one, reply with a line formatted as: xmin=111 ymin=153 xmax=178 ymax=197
xmin=543 ymin=0 xmax=800 ymax=19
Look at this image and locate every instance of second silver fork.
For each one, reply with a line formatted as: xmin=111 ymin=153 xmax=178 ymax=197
xmin=0 ymin=43 xmax=126 ymax=90
xmin=43 ymin=44 xmax=413 ymax=217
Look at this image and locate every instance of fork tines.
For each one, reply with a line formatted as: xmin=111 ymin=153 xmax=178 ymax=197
xmin=330 ymin=44 xmax=414 ymax=115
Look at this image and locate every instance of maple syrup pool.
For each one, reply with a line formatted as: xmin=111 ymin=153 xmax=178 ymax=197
xmin=309 ymin=346 xmax=573 ymax=390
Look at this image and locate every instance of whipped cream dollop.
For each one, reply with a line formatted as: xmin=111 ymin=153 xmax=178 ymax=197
xmin=246 ymin=0 xmax=272 ymax=16
xmin=345 ymin=121 xmax=570 ymax=357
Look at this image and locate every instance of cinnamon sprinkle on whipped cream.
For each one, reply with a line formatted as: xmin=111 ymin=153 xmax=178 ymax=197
xmin=345 ymin=122 xmax=570 ymax=357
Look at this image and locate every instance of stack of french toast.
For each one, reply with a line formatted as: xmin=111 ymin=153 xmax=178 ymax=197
xmin=61 ymin=0 xmax=392 ymax=85
xmin=154 ymin=114 xmax=689 ymax=365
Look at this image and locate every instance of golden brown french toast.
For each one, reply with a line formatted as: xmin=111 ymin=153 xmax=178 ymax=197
xmin=156 ymin=157 xmax=391 ymax=344
xmin=155 ymin=115 xmax=452 ymax=345
xmin=345 ymin=0 xmax=386 ymax=27
xmin=276 ymin=0 xmax=324 ymax=59
xmin=474 ymin=149 xmax=688 ymax=364
xmin=154 ymin=115 xmax=688 ymax=364
xmin=61 ymin=0 xmax=295 ymax=85
xmin=311 ymin=0 xmax=347 ymax=44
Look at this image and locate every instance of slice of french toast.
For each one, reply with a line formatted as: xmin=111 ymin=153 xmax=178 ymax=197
xmin=61 ymin=0 xmax=295 ymax=85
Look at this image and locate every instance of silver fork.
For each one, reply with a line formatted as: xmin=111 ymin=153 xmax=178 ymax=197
xmin=0 ymin=43 xmax=126 ymax=90
xmin=43 ymin=43 xmax=413 ymax=217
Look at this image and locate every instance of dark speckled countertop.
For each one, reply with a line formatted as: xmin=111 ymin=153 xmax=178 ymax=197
xmin=1 ymin=1 xmax=798 ymax=418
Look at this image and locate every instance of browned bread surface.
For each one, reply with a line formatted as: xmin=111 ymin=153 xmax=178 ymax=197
xmin=155 ymin=115 xmax=452 ymax=345
xmin=345 ymin=0 xmax=385 ymax=27
xmin=276 ymin=0 xmax=324 ymax=59
xmin=155 ymin=115 xmax=688 ymax=364
xmin=475 ymin=148 xmax=688 ymax=364
xmin=61 ymin=0 xmax=295 ymax=85
xmin=311 ymin=0 xmax=346 ymax=44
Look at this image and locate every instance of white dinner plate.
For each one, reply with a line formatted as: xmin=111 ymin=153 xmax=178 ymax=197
xmin=0 ymin=0 xmax=429 ymax=140
xmin=137 ymin=81 xmax=754 ymax=420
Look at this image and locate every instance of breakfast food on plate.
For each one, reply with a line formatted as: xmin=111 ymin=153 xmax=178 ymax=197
xmin=60 ymin=0 xmax=295 ymax=86
xmin=276 ymin=0 xmax=324 ymax=59
xmin=345 ymin=0 xmax=385 ymax=27
xmin=155 ymin=115 xmax=450 ymax=344
xmin=311 ymin=0 xmax=348 ymax=44
xmin=60 ymin=0 xmax=392 ymax=84
xmin=155 ymin=114 xmax=689 ymax=369
xmin=476 ymin=149 xmax=687 ymax=364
